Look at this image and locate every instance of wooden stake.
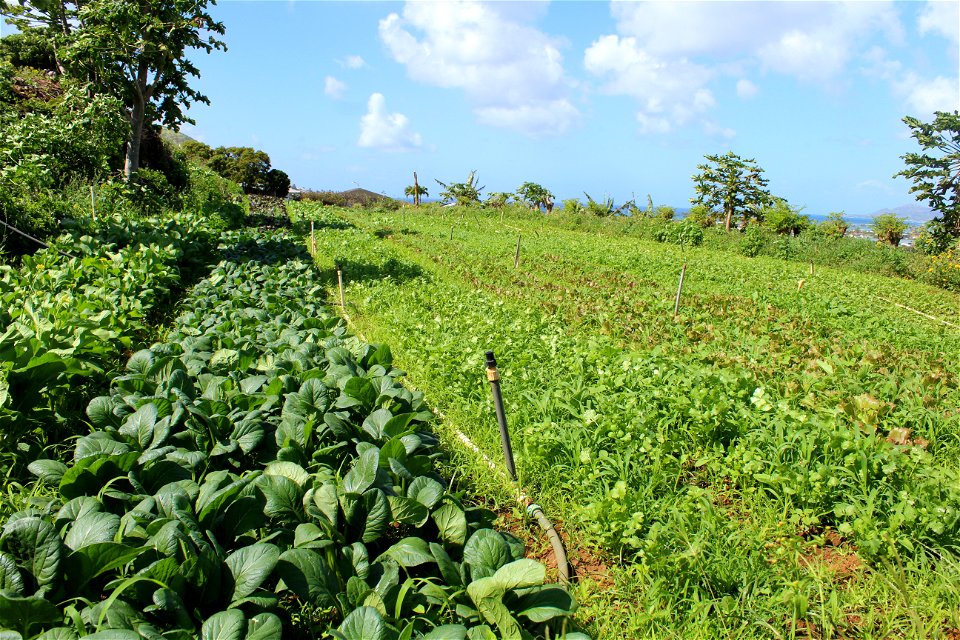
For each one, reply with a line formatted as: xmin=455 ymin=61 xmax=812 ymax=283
xmin=673 ymin=263 xmax=687 ymax=318
xmin=514 ymin=235 xmax=522 ymax=268
xmin=449 ymin=226 xmax=454 ymax=241
xmin=310 ymin=220 xmax=316 ymax=255
xmin=809 ymin=261 xmax=814 ymax=276
xmin=90 ymin=185 xmax=96 ymax=222
xmin=337 ymin=266 xmax=345 ymax=309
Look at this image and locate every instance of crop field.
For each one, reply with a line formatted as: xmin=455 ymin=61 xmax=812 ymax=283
xmin=296 ymin=202 xmax=960 ymax=639
xmin=0 ymin=218 xmax=581 ymax=639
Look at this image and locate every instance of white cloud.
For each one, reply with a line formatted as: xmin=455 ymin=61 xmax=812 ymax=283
xmin=918 ymin=1 xmax=960 ymax=44
xmin=378 ymin=1 xmax=578 ymax=136
xmin=341 ymin=55 xmax=367 ymax=69
xmin=899 ymin=74 xmax=960 ymax=114
xmin=703 ymin=121 xmax=736 ymax=140
xmin=358 ymin=93 xmax=423 ymax=151
xmin=584 ymin=34 xmax=714 ymax=133
xmin=736 ymin=78 xmax=758 ymax=99
xmin=324 ymin=76 xmax=346 ymax=100
xmin=588 ymin=1 xmax=908 ymax=135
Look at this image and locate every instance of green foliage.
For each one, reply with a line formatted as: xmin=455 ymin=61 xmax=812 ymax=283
xmin=182 ymin=164 xmax=247 ymax=230
xmin=561 ymin=198 xmax=584 ymax=215
xmin=0 ymin=32 xmax=57 ymax=71
xmin=692 ymin=151 xmax=772 ymax=231
xmin=740 ymin=224 xmax=764 ymax=257
xmin=403 ymin=183 xmax=428 ymax=205
xmin=515 ymin=182 xmax=554 ymax=213
xmin=0 ymin=229 xmax=578 ymax=639
xmin=818 ymin=211 xmax=849 ymax=239
xmin=761 ymin=199 xmax=810 ymax=236
xmin=684 ymin=204 xmax=718 ymax=228
xmin=895 ymin=110 xmax=960 ymax=238
xmin=654 ymin=218 xmax=704 ymax=247
xmin=436 ymin=171 xmax=484 ymax=206
xmin=871 ymin=213 xmax=909 ymax=246
xmin=485 ymin=192 xmax=512 ymax=210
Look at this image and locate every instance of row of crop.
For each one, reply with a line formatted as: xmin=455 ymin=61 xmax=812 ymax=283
xmin=0 ymin=214 xmax=219 ymax=479
xmin=295 ymin=203 xmax=960 ymax=638
xmin=0 ymin=230 xmax=581 ymax=640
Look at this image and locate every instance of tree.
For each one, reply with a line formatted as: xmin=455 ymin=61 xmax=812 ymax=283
xmin=895 ymin=111 xmax=960 ymax=251
xmin=691 ymin=151 xmax=772 ymax=231
xmin=762 ymin=199 xmax=810 ymax=236
xmin=485 ymin=191 xmax=512 ymax=211
xmin=404 ymin=183 xmax=428 ymax=204
xmin=435 ymin=170 xmax=483 ymax=206
xmin=65 ymin=0 xmax=226 ymax=181
xmin=819 ymin=211 xmax=848 ymax=239
xmin=515 ymin=181 xmax=554 ymax=213
xmin=871 ymin=213 xmax=908 ymax=246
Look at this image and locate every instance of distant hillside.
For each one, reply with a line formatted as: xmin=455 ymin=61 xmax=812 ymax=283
xmin=160 ymin=128 xmax=196 ymax=146
xmin=868 ymin=204 xmax=936 ymax=223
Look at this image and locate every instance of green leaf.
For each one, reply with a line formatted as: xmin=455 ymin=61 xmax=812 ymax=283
xmin=119 ymin=403 xmax=158 ymax=450
xmin=420 ymin=626 xmax=468 ymax=640
xmin=263 ymin=462 xmax=309 ymax=488
xmin=0 ymin=551 xmax=24 ymax=595
xmin=432 ymin=503 xmax=467 ymax=547
xmin=274 ymin=549 xmax=337 ymax=609
xmin=336 ymin=606 xmax=386 ymax=640
xmin=429 ymin=543 xmax=462 ymax=588
xmin=0 ymin=594 xmax=61 ymax=637
xmin=27 ymin=460 xmax=68 ymax=486
xmin=342 ymin=448 xmax=379 ymax=495
xmin=150 ymin=588 xmax=192 ymax=629
xmin=64 ymin=512 xmax=120 ymax=550
xmin=463 ymin=529 xmax=510 ymax=577
xmin=62 ymin=543 xmax=144 ymax=588
xmin=245 ymin=613 xmax=282 ymax=640
xmin=360 ymin=490 xmax=390 ymax=544
xmin=380 ymin=538 xmax=434 ymax=568
xmin=386 ymin=496 xmax=429 ymax=527
xmin=225 ymin=543 xmax=280 ymax=603
xmin=515 ymin=586 xmax=576 ymax=622
xmin=407 ymin=477 xmax=444 ymax=510
xmin=201 ymin=609 xmax=246 ymax=640
xmin=0 ymin=517 xmax=62 ymax=590
xmin=255 ymin=475 xmax=304 ymax=522
xmin=126 ymin=350 xmax=155 ymax=375
xmin=489 ymin=558 xmax=544 ymax=591
xmin=82 ymin=632 xmax=140 ymax=640
xmin=34 ymin=628 xmax=78 ymax=640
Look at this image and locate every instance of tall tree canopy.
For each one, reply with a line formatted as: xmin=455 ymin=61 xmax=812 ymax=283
xmin=691 ymin=151 xmax=772 ymax=231
xmin=4 ymin=0 xmax=226 ymax=182
xmin=895 ymin=110 xmax=960 ymax=250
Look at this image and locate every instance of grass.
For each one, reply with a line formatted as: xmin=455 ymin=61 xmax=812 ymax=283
xmin=295 ymin=202 xmax=960 ymax=639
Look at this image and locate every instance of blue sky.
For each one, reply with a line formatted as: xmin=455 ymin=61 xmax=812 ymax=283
xmin=180 ymin=1 xmax=959 ymax=217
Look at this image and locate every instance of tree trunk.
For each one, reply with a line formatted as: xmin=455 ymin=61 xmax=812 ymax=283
xmin=124 ymin=62 xmax=150 ymax=182
xmin=724 ymin=207 xmax=732 ymax=231
xmin=124 ymin=94 xmax=145 ymax=181
xmin=413 ymin=171 xmax=420 ymax=206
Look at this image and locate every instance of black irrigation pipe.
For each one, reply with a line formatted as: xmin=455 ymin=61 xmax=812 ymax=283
xmin=486 ymin=350 xmax=571 ymax=585
xmin=0 ymin=217 xmax=77 ymax=259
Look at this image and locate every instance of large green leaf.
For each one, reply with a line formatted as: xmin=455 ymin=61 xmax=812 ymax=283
xmin=387 ymin=496 xmax=429 ymax=528
xmin=420 ymin=626 xmax=468 ymax=640
xmin=0 ymin=552 xmax=24 ymax=595
xmin=255 ymin=475 xmax=304 ymax=522
xmin=225 ymin=544 xmax=280 ymax=603
xmin=360 ymin=490 xmax=390 ymax=544
xmin=463 ymin=529 xmax=510 ymax=579
xmin=27 ymin=460 xmax=68 ymax=487
xmin=245 ymin=612 xmax=282 ymax=640
xmin=64 ymin=512 xmax=120 ymax=551
xmin=0 ymin=517 xmax=62 ymax=591
xmin=514 ymin=586 xmax=577 ymax=623
xmin=0 ymin=594 xmax=61 ymax=637
xmin=342 ymin=448 xmax=379 ymax=495
xmin=335 ymin=606 xmax=386 ymax=640
xmin=379 ymin=538 xmax=433 ymax=569
xmin=119 ymin=403 xmax=158 ymax=450
xmin=201 ymin=609 xmax=246 ymax=640
xmin=406 ymin=477 xmax=444 ymax=510
xmin=63 ymin=543 xmax=145 ymax=587
xmin=432 ymin=503 xmax=467 ymax=547
xmin=274 ymin=549 xmax=337 ymax=609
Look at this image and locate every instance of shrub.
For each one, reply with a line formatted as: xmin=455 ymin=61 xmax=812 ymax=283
xmin=685 ymin=204 xmax=718 ymax=228
xmin=654 ymin=218 xmax=704 ymax=247
xmin=871 ymin=213 xmax=908 ymax=246
xmin=819 ymin=211 xmax=849 ymax=239
xmin=562 ymin=198 xmax=585 ymax=215
xmin=762 ymin=200 xmax=811 ymax=236
xmin=740 ymin=225 xmax=764 ymax=257
xmin=921 ymin=244 xmax=960 ymax=291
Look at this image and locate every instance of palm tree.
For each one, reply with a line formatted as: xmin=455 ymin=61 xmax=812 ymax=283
xmin=404 ymin=184 xmax=428 ymax=206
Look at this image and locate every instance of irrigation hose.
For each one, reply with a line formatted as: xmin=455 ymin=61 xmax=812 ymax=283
xmin=336 ymin=297 xmax=573 ymax=585
xmin=486 ymin=350 xmax=571 ymax=585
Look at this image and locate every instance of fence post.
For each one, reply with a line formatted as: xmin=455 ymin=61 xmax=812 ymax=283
xmin=673 ymin=263 xmax=687 ymax=318
xmin=514 ymin=235 xmax=521 ymax=268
